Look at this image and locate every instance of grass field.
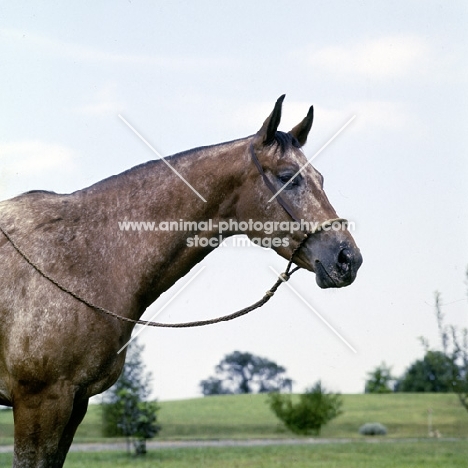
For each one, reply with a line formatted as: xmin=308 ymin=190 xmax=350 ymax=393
xmin=1 ymin=393 xmax=468 ymax=443
xmin=154 ymin=392 xmax=468 ymax=440
xmin=1 ymin=440 xmax=468 ymax=467
xmin=1 ymin=394 xmax=467 ymax=467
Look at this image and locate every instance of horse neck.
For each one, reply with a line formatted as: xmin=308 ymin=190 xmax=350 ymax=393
xmin=81 ymin=137 xmax=250 ymax=314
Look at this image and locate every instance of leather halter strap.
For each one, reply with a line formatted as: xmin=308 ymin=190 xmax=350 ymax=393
xmin=249 ymin=142 xmax=348 ymax=240
xmin=249 ymin=143 xmax=302 ymax=223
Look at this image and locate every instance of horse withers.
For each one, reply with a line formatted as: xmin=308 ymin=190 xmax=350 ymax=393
xmin=0 ymin=96 xmax=362 ymax=467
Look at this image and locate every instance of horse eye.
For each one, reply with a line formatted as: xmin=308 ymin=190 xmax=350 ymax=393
xmin=278 ymin=173 xmax=300 ymax=190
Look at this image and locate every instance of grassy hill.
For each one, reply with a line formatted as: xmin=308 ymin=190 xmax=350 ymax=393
xmin=154 ymin=393 xmax=468 ymax=440
xmin=1 ymin=393 xmax=467 ymax=444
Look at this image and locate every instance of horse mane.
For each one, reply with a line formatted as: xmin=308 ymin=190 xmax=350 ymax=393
xmin=21 ymin=190 xmax=57 ymax=196
xmin=18 ymin=133 xmax=297 ymax=198
xmin=77 ymin=137 xmax=250 ymax=195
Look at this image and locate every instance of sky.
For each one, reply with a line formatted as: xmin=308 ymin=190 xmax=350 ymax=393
xmin=1 ymin=1 xmax=467 ymax=401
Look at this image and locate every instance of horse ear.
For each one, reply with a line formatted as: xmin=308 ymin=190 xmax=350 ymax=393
xmin=289 ymin=105 xmax=314 ymax=147
xmin=254 ymin=94 xmax=285 ymax=146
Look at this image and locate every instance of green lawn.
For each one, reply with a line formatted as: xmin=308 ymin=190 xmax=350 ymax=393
xmin=1 ymin=393 xmax=467 ymax=443
xmin=1 ymin=394 xmax=467 ymax=467
xmin=135 ymin=393 xmax=468 ymax=440
xmin=0 ymin=440 xmax=467 ymax=468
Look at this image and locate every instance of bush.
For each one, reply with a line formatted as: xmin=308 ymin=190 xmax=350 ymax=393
xmin=101 ymin=339 xmax=160 ymax=454
xmin=268 ymin=381 xmax=343 ymax=436
xmin=359 ymin=422 xmax=388 ymax=436
xmin=364 ymin=363 xmax=395 ymax=393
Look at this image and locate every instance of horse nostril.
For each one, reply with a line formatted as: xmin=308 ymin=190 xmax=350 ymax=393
xmin=337 ymin=248 xmax=351 ymax=273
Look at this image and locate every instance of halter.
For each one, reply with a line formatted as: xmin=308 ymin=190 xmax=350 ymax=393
xmin=0 ymin=143 xmax=347 ymax=329
xmin=248 ymin=142 xmax=347 ymax=265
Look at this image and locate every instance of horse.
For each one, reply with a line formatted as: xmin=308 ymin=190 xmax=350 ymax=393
xmin=0 ymin=95 xmax=362 ymax=467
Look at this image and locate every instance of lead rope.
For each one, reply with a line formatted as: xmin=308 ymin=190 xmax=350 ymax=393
xmin=0 ymin=223 xmax=309 ymax=328
xmin=0 ymin=142 xmax=346 ymax=328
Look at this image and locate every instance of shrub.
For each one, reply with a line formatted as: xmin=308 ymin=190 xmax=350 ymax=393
xmin=364 ymin=363 xmax=395 ymax=393
xmin=101 ymin=339 xmax=160 ymax=455
xmin=268 ymin=381 xmax=343 ymax=436
xmin=359 ymin=422 xmax=388 ymax=436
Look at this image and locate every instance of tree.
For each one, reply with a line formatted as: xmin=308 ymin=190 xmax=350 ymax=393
xmin=398 ymin=267 xmax=468 ymax=407
xmin=268 ymin=381 xmax=343 ymax=435
xmin=102 ymin=339 xmax=160 ymax=454
xmin=200 ymin=351 xmax=293 ymax=395
xmin=395 ymin=350 xmax=457 ymax=392
xmin=365 ymin=362 xmax=395 ymax=393
xmin=425 ymin=284 xmax=468 ymax=409
xmin=198 ymin=376 xmax=232 ymax=395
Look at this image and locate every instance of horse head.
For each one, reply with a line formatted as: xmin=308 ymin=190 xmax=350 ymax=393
xmin=236 ymin=95 xmax=362 ymax=288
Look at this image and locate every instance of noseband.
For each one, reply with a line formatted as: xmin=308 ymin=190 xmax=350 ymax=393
xmin=0 ymin=143 xmax=348 ymax=329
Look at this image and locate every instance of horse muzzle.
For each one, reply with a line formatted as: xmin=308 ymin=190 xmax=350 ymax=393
xmin=297 ymin=232 xmax=363 ymax=288
xmin=314 ymin=247 xmax=363 ymax=288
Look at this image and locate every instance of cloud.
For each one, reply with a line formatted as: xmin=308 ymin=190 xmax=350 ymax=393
xmin=1 ymin=28 xmax=239 ymax=70
xmin=0 ymin=141 xmax=77 ymax=176
xmin=348 ymin=100 xmax=417 ymax=133
xmin=77 ymin=101 xmax=123 ymax=116
xmin=74 ymin=83 xmax=124 ymax=117
xmin=302 ymin=35 xmax=429 ymax=80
